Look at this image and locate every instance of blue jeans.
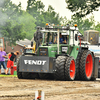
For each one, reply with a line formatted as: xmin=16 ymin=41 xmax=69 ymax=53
xmin=0 ymin=61 xmax=6 ymax=69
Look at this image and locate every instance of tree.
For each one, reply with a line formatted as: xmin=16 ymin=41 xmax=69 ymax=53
xmin=61 ymin=15 xmax=95 ymax=35
xmin=27 ymin=0 xmax=45 ymax=26
xmin=27 ymin=0 xmax=60 ymax=27
xmin=0 ymin=21 xmax=26 ymax=45
xmin=0 ymin=0 xmax=25 ymax=41
xmin=60 ymin=16 xmax=70 ymax=26
xmin=0 ymin=0 xmax=36 ymax=44
xmin=13 ymin=11 xmax=36 ymax=40
xmin=65 ymin=0 xmax=100 ymax=17
xmin=42 ymin=5 xmax=60 ymax=25
xmin=95 ymin=22 xmax=100 ymax=33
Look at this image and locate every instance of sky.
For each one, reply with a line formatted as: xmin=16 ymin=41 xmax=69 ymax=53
xmin=11 ymin=0 xmax=100 ymax=23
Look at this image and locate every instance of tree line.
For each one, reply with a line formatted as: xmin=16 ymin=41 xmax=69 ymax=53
xmin=0 ymin=0 xmax=100 ymax=45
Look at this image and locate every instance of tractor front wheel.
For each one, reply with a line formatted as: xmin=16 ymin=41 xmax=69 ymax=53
xmin=54 ymin=56 xmax=67 ymax=80
xmin=65 ymin=56 xmax=76 ymax=81
xmin=17 ymin=58 xmax=23 ymax=79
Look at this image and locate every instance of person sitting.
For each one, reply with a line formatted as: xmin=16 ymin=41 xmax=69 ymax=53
xmin=59 ymin=33 xmax=64 ymax=44
xmin=63 ymin=36 xmax=67 ymax=44
xmin=49 ymin=41 xmax=52 ymax=44
xmin=53 ymin=33 xmax=67 ymax=44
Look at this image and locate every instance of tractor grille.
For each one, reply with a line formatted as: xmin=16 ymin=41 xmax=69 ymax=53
xmin=39 ymin=48 xmax=48 ymax=56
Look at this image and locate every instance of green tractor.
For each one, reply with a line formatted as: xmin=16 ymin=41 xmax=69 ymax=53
xmin=17 ymin=24 xmax=98 ymax=81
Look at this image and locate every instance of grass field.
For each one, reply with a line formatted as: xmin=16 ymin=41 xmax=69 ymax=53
xmin=0 ymin=74 xmax=17 ymax=77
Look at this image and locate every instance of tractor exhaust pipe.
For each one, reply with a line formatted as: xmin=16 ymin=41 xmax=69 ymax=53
xmin=57 ymin=29 xmax=59 ymax=54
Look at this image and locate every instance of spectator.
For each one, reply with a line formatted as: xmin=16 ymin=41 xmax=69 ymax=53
xmin=0 ymin=47 xmax=7 ymax=74
xmin=6 ymin=51 xmax=19 ymax=74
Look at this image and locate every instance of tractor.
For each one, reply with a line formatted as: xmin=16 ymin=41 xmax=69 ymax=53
xmin=17 ymin=24 xmax=98 ymax=81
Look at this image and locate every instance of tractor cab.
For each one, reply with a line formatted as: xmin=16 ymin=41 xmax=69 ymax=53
xmin=43 ymin=31 xmax=69 ymax=45
xmin=37 ymin=24 xmax=79 ymax=58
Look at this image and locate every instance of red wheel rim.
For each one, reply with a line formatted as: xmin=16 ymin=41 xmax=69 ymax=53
xmin=70 ymin=60 xmax=75 ymax=79
xmin=85 ymin=54 xmax=93 ymax=78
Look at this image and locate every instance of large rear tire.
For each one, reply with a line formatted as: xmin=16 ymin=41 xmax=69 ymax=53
xmin=65 ymin=56 xmax=76 ymax=81
xmin=98 ymin=62 xmax=100 ymax=78
xmin=75 ymin=49 xmax=84 ymax=80
xmin=17 ymin=58 xmax=23 ymax=79
xmin=54 ymin=56 xmax=67 ymax=80
xmin=80 ymin=50 xmax=94 ymax=81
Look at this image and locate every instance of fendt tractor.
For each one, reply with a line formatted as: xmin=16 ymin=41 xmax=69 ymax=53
xmin=17 ymin=24 xmax=99 ymax=81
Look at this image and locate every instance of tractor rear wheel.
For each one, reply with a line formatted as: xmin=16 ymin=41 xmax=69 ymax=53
xmin=17 ymin=58 xmax=23 ymax=79
xmin=80 ymin=50 xmax=94 ymax=81
xmin=75 ymin=49 xmax=84 ymax=80
xmin=65 ymin=56 xmax=76 ymax=81
xmin=54 ymin=56 xmax=67 ymax=80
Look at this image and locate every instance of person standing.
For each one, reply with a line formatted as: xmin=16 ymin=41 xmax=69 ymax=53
xmin=0 ymin=47 xmax=7 ymax=74
xmin=6 ymin=51 xmax=19 ymax=74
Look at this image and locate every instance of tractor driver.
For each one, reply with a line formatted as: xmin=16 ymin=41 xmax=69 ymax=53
xmin=53 ymin=33 xmax=67 ymax=44
xmin=60 ymin=33 xmax=67 ymax=44
xmin=54 ymin=33 xmax=63 ymax=44
xmin=59 ymin=33 xmax=63 ymax=43
xmin=63 ymin=36 xmax=67 ymax=44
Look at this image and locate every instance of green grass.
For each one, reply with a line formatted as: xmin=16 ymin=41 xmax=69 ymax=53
xmin=0 ymin=74 xmax=17 ymax=77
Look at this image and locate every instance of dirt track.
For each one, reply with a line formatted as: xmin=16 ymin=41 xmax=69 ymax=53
xmin=0 ymin=77 xmax=100 ymax=100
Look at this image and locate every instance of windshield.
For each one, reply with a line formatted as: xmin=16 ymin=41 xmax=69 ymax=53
xmin=44 ymin=32 xmax=69 ymax=44
xmin=25 ymin=49 xmax=33 ymax=53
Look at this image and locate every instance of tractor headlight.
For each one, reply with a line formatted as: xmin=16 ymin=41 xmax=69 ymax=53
xmin=39 ymin=48 xmax=48 ymax=56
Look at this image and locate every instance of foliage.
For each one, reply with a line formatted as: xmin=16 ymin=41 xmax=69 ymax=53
xmin=27 ymin=0 xmax=45 ymax=26
xmin=0 ymin=21 xmax=26 ymax=45
xmin=13 ymin=11 xmax=36 ymax=40
xmin=95 ymin=22 xmax=100 ymax=33
xmin=61 ymin=15 xmax=95 ymax=35
xmin=0 ymin=0 xmax=36 ymax=45
xmin=60 ymin=16 xmax=70 ymax=26
xmin=27 ymin=0 xmax=60 ymax=26
xmin=42 ymin=5 xmax=60 ymax=25
xmin=65 ymin=0 xmax=100 ymax=17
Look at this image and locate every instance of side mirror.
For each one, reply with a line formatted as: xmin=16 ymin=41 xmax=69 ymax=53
xmin=31 ymin=41 xmax=33 ymax=47
xmin=75 ymin=34 xmax=77 ymax=41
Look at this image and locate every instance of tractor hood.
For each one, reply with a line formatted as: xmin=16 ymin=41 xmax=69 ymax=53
xmin=38 ymin=44 xmax=65 ymax=57
xmin=37 ymin=44 xmax=79 ymax=59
